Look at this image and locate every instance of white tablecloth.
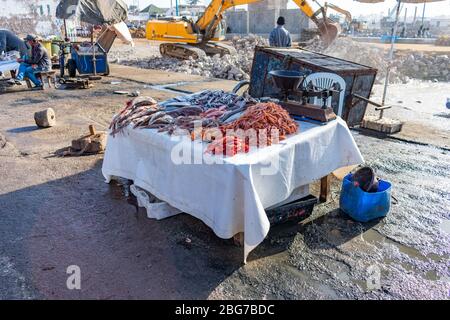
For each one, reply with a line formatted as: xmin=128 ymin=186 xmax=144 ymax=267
xmin=102 ymin=117 xmax=364 ymax=262
xmin=0 ymin=61 xmax=20 ymax=74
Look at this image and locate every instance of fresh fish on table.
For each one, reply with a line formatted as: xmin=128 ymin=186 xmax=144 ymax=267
xmin=165 ymin=106 xmax=204 ymax=118
xmin=109 ymin=96 xmax=161 ymax=136
xmin=161 ymin=90 xmax=256 ymax=111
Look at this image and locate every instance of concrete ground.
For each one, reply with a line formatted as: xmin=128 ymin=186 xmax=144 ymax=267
xmin=0 ymin=63 xmax=449 ymax=299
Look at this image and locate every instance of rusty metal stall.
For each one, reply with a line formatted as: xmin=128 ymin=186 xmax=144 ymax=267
xmin=248 ymin=47 xmax=378 ymax=127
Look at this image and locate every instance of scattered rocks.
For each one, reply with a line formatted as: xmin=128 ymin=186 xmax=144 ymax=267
xmin=397 ymin=53 xmax=450 ymax=83
xmin=313 ymin=38 xmax=450 ymax=84
xmin=116 ymin=34 xmax=268 ymax=81
xmin=435 ymin=35 xmax=450 ymax=46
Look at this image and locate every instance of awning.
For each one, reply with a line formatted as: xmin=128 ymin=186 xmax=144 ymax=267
xmin=56 ymin=0 xmax=128 ymax=25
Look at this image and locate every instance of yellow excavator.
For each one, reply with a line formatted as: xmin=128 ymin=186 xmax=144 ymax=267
xmin=146 ymin=0 xmax=343 ymax=59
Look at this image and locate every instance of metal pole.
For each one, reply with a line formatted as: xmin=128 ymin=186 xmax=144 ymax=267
xmin=246 ymin=8 xmax=250 ymax=34
xmin=413 ymin=6 xmax=417 ymax=24
xmin=421 ymin=2 xmax=426 ymax=25
xmin=403 ymin=7 xmax=407 ymax=36
xmin=381 ymin=0 xmax=402 ymax=111
xmin=91 ymin=26 xmax=97 ymax=76
xmin=176 ymin=0 xmax=179 ymax=16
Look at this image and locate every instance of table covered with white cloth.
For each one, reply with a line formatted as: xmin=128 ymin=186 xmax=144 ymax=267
xmin=102 ymin=117 xmax=364 ymax=262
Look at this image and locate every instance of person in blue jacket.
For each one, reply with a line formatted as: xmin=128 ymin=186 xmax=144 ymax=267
xmin=269 ymin=17 xmax=292 ymax=48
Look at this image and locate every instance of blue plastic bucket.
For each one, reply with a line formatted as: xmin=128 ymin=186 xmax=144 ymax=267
xmin=340 ymin=173 xmax=391 ymax=222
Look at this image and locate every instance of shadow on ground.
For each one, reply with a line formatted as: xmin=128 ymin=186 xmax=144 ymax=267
xmin=0 ymin=160 xmax=247 ymax=299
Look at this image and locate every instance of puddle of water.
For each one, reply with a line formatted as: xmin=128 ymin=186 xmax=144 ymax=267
xmin=361 ymin=229 xmax=436 ymax=263
xmin=285 ymin=264 xmax=340 ymax=299
xmin=353 ymin=279 xmax=368 ymax=292
xmin=425 ymin=270 xmax=440 ymax=281
xmin=361 ymin=229 xmax=448 ymax=282
xmin=440 ymin=219 xmax=450 ymax=235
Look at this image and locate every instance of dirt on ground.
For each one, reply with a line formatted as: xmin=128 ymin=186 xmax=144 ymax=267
xmin=0 ymin=60 xmax=449 ymax=299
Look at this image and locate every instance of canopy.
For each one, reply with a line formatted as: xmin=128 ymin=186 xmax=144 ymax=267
xmin=56 ymin=0 xmax=128 ymax=25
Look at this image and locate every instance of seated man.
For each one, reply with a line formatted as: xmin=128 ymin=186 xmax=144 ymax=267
xmin=8 ymin=34 xmax=52 ymax=89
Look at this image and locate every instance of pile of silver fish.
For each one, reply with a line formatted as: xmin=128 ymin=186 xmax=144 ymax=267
xmin=161 ymin=90 xmax=257 ymax=110
xmin=109 ymin=91 xmax=260 ymax=136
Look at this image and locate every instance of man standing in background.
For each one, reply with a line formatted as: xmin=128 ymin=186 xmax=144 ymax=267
xmin=269 ymin=16 xmax=292 ymax=47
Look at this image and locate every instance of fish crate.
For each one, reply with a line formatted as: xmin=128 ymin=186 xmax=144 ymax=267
xmin=249 ymin=46 xmax=378 ymax=127
xmin=266 ymin=195 xmax=318 ymax=225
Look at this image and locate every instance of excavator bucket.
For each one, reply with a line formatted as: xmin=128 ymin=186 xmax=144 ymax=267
xmin=317 ymin=18 xmax=340 ymax=46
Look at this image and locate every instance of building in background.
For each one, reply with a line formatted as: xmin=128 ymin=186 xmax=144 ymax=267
xmin=225 ymin=1 xmax=308 ymax=39
xmin=165 ymin=4 xmax=206 ymax=17
xmin=248 ymin=0 xmax=288 ymax=11
xmin=0 ymin=0 xmax=60 ymax=36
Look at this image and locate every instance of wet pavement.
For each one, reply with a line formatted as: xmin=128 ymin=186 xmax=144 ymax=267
xmin=0 ymin=68 xmax=449 ymax=299
xmin=214 ymin=133 xmax=449 ymax=300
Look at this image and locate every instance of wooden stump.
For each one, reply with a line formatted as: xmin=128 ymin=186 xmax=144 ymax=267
xmin=34 ymin=108 xmax=56 ymax=128
xmin=70 ymin=125 xmax=107 ymax=155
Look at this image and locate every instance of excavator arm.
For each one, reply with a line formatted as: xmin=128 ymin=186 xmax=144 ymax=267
xmin=292 ymin=0 xmax=341 ymax=45
xmin=322 ymin=2 xmax=352 ymax=24
xmin=196 ymin=0 xmax=340 ymax=46
xmin=195 ymin=0 xmax=261 ymax=43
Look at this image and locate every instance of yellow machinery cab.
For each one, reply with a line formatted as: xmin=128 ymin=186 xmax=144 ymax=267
xmin=146 ymin=19 xmax=199 ymax=43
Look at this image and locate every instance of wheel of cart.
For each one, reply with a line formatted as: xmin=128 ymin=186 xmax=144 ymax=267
xmin=232 ymin=80 xmax=250 ymax=95
xmin=67 ymin=58 xmax=77 ymax=78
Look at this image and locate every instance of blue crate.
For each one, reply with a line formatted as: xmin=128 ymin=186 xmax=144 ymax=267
xmin=340 ymin=173 xmax=391 ymax=222
xmin=71 ymin=49 xmax=108 ymax=75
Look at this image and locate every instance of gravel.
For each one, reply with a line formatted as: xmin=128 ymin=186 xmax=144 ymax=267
xmin=112 ymin=34 xmax=268 ymax=81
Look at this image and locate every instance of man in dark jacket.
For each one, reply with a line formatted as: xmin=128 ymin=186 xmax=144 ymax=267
xmin=9 ymin=34 xmax=52 ymax=89
xmin=0 ymin=29 xmax=30 ymax=57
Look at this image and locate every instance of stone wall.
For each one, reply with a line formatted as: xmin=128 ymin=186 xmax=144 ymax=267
xmin=225 ymin=8 xmax=309 ymax=36
xmin=0 ymin=0 xmax=60 ymax=36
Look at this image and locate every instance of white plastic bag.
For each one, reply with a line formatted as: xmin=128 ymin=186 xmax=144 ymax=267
xmin=130 ymin=184 xmax=182 ymax=220
xmin=111 ymin=21 xmax=135 ymax=47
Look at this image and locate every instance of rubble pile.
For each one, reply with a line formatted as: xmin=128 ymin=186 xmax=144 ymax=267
xmin=109 ymin=47 xmax=137 ymax=62
xmin=316 ymin=38 xmax=402 ymax=83
xmin=436 ymin=36 xmax=450 ymax=46
xmin=314 ymin=38 xmax=450 ymax=83
xmin=116 ymin=35 xmax=268 ymax=81
xmin=115 ymin=36 xmax=449 ymax=83
xmin=397 ymin=53 xmax=450 ymax=82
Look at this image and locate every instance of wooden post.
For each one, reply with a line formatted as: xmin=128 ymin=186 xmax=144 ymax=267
xmin=89 ymin=125 xmax=96 ymax=135
xmin=320 ymin=175 xmax=330 ymax=203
